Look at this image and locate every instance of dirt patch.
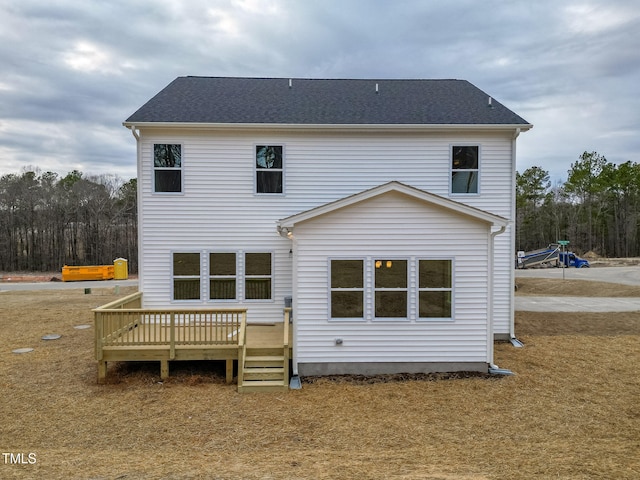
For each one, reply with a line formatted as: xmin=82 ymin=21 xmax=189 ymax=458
xmin=0 ymin=287 xmax=638 ymax=479
xmin=517 ymin=311 xmax=640 ymax=335
xmin=0 ymin=273 xmax=61 ymax=282
xmin=583 ymin=254 xmax=640 ymax=267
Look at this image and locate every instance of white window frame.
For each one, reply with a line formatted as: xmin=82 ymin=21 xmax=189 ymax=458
xmin=373 ymin=258 xmax=409 ymax=321
xmin=328 ymin=258 xmax=366 ymax=321
xmin=153 ymin=143 xmax=184 ymax=194
xmin=171 ymin=251 xmax=202 ymax=303
xmin=254 ymin=145 xmax=285 ymax=195
xmin=417 ymin=258 xmax=454 ymax=321
xmin=208 ymin=251 xmax=238 ymax=302
xmin=450 ymin=145 xmax=480 ymax=195
xmin=243 ymin=251 xmax=274 ymax=302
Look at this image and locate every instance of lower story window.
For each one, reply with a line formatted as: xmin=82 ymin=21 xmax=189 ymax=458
xmin=331 ymin=260 xmax=364 ymax=318
xmin=245 ymin=252 xmax=272 ymax=300
xmin=418 ymin=259 xmax=452 ymax=318
xmin=328 ymin=258 xmax=453 ymax=320
xmin=209 ymin=252 xmax=236 ymax=300
xmin=374 ymin=259 xmax=407 ymax=318
xmin=173 ymin=252 xmax=200 ymax=300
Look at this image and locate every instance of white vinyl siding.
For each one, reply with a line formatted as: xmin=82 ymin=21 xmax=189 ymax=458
xmin=137 ymin=127 xmax=515 ymax=332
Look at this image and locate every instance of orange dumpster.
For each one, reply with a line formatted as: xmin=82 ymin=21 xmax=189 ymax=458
xmin=61 ymin=265 xmax=115 ymax=282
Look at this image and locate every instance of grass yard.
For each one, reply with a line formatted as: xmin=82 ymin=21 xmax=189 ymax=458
xmin=0 ymin=279 xmax=638 ymax=479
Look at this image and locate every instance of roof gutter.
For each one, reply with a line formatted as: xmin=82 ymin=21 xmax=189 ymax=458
xmin=122 ymin=121 xmax=533 ymax=132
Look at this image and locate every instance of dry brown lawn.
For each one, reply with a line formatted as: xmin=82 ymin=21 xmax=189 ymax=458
xmin=0 ymin=280 xmax=638 ymax=479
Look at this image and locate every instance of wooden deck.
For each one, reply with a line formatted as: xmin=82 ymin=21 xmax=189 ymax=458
xmin=94 ymin=292 xmax=291 ymax=391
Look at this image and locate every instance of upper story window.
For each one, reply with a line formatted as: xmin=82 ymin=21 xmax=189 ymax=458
xmin=154 ymin=144 xmax=182 ymax=193
xmin=256 ymin=145 xmax=283 ymax=194
xmin=451 ymin=146 xmax=478 ymax=194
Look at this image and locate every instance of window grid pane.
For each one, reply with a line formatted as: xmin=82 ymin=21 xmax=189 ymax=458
xmin=174 ymin=279 xmax=201 ymax=300
xmin=173 ymin=253 xmax=200 ymax=276
xmin=331 ymin=291 xmax=364 ymax=318
xmin=419 ymin=291 xmax=451 ymax=318
xmin=375 ymin=291 xmax=407 ymax=318
xmin=419 ymin=260 xmax=452 ymax=288
xmin=155 ymin=170 xmax=181 ymax=193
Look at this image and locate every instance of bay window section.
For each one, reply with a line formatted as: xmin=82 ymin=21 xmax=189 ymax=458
xmin=374 ymin=260 xmax=407 ymax=318
xmin=209 ymin=253 xmax=236 ymax=300
xmin=418 ymin=260 xmax=452 ymax=318
xmin=330 ymin=260 xmax=364 ymax=319
xmin=245 ymin=253 xmax=272 ymax=300
xmin=173 ymin=253 xmax=200 ymax=300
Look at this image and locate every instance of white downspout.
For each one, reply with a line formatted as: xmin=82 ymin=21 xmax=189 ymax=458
xmin=277 ymin=226 xmax=300 ymax=385
xmin=128 ymin=125 xmax=140 ymax=141
xmin=510 ymin=128 xmax=521 ymax=343
xmin=488 ymin=225 xmax=506 ymax=370
xmin=127 ymin=125 xmax=143 ymax=300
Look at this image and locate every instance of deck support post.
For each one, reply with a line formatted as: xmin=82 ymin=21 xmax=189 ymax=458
xmin=97 ymin=361 xmax=107 ymax=384
xmin=225 ymin=359 xmax=233 ymax=384
xmin=160 ymin=360 xmax=169 ymax=379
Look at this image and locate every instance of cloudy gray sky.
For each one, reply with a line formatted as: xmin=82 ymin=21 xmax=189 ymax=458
xmin=1 ymin=0 xmax=639 ymax=183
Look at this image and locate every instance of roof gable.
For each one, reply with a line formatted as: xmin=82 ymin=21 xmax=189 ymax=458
xmin=277 ymin=182 xmax=508 ymax=230
xmin=125 ymin=77 xmax=531 ymax=127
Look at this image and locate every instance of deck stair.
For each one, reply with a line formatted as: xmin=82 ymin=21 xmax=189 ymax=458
xmin=239 ymin=348 xmax=288 ymax=392
xmin=237 ymin=309 xmax=291 ymax=393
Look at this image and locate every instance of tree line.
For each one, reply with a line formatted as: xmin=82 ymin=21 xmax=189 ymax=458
xmin=0 ymin=169 xmax=137 ymax=273
xmin=1 ymin=151 xmax=636 ymax=274
xmin=517 ymin=151 xmax=640 ymax=258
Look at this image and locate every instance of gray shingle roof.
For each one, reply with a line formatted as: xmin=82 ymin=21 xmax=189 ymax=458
xmin=125 ymin=76 xmax=530 ymax=126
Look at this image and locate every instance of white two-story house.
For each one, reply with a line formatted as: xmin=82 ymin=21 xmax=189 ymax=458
xmin=123 ymin=76 xmax=531 ymax=378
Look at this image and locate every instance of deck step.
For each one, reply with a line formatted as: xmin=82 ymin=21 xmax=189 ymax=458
xmin=245 ymin=355 xmax=285 ymax=367
xmin=243 ymin=367 xmax=284 ymax=380
xmin=238 ymin=380 xmax=289 ymax=393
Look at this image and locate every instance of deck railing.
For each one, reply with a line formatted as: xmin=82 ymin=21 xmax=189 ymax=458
xmin=94 ymin=292 xmax=247 ymax=361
